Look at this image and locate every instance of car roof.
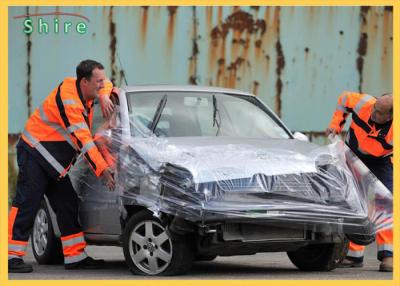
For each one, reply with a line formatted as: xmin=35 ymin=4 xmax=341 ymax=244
xmin=121 ymin=85 xmax=255 ymax=97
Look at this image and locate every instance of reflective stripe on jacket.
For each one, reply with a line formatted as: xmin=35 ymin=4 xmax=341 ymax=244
xmin=329 ymin=91 xmax=393 ymax=158
xmin=21 ymin=77 xmax=110 ymax=177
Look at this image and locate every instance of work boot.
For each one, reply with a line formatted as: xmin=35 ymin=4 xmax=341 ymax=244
xmin=64 ymin=256 xmax=105 ymax=270
xmin=8 ymin=258 xmax=33 ymax=273
xmin=379 ymin=257 xmax=393 ymax=272
xmin=337 ymin=258 xmax=364 ymax=268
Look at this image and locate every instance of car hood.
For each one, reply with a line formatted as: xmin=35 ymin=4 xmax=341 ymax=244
xmin=128 ymin=137 xmax=326 ymax=183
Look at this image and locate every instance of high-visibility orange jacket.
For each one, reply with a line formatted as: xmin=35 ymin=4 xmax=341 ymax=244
xmin=329 ymin=91 xmax=393 ymax=159
xmin=21 ymin=77 xmax=113 ymax=178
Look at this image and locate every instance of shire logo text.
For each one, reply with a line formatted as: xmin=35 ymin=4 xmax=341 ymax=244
xmin=14 ymin=11 xmax=90 ymax=35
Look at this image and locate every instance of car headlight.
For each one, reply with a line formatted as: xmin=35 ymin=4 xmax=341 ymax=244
xmin=160 ymin=163 xmax=194 ymax=190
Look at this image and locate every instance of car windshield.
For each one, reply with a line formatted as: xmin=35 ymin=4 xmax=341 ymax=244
xmin=126 ymin=91 xmax=291 ymax=139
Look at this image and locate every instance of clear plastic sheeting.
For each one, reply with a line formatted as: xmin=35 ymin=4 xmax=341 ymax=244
xmin=69 ymin=109 xmax=393 ymax=236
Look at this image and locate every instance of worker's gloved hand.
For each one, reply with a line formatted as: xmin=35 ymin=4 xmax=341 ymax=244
xmin=102 ymin=167 xmax=116 ymax=191
xmin=325 ymin=128 xmax=338 ymax=137
xmin=99 ymin=94 xmax=115 ymax=120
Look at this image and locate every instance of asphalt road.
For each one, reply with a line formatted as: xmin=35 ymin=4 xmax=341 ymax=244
xmin=9 ymin=241 xmax=392 ymax=280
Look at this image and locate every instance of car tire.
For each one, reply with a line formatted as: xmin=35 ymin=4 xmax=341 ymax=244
xmin=195 ymin=254 xmax=217 ymax=261
xmin=122 ymin=209 xmax=194 ymax=276
xmin=31 ymin=200 xmax=64 ymax=265
xmin=345 ymin=233 xmax=375 ymax=246
xmin=287 ymin=239 xmax=348 ymax=271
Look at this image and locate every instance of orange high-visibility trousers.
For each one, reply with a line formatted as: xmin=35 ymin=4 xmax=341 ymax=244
xmin=348 ymin=228 xmax=393 ymax=261
xmin=8 ymin=144 xmax=88 ymax=265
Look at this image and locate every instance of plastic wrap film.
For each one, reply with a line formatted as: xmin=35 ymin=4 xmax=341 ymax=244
xmin=69 ymin=108 xmax=393 ymax=237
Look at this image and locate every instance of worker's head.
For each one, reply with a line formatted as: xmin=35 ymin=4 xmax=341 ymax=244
xmin=76 ymin=60 xmax=106 ymax=100
xmin=371 ymin=93 xmax=393 ymax=124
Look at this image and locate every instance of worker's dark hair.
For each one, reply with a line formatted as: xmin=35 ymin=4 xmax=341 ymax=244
xmin=76 ymin=60 xmax=104 ymax=82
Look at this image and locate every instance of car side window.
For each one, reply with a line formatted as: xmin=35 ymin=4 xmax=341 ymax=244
xmin=91 ymin=95 xmax=121 ymax=135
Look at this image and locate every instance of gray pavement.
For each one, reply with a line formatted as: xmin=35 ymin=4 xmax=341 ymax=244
xmin=9 ymin=241 xmax=392 ymax=280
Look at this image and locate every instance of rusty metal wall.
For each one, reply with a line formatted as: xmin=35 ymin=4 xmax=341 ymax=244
xmin=8 ymin=6 xmax=393 ymax=200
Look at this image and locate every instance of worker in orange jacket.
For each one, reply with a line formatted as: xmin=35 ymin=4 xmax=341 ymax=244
xmin=8 ymin=60 xmax=117 ymax=273
xmin=326 ymin=91 xmax=393 ymax=272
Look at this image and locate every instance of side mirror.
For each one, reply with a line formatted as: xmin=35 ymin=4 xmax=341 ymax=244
xmin=293 ymin=131 xmax=309 ymax=142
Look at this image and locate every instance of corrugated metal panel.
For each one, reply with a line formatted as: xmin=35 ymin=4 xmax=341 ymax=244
xmin=8 ymin=6 xmax=393 ymax=198
xmin=8 ymin=6 xmax=393 ymax=135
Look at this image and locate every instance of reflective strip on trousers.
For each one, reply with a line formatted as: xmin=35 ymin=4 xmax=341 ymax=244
xmin=61 ymin=235 xmax=86 ymax=248
xmin=22 ymin=130 xmax=65 ymax=174
xmin=354 ymin=94 xmax=374 ymax=114
xmin=80 ymin=141 xmax=96 ymax=155
xmin=39 ymin=105 xmax=77 ymax=151
xmin=347 ymin=250 xmax=364 ymax=258
xmin=378 ymin=244 xmax=393 ymax=252
xmin=64 ymin=251 xmax=88 ymax=264
xmin=8 ymin=243 xmax=28 ymax=253
xmin=8 ymin=242 xmax=27 ymax=258
xmin=67 ymin=122 xmax=89 ymax=133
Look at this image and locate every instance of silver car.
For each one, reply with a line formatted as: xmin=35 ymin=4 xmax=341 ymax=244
xmin=31 ymin=85 xmax=378 ymax=276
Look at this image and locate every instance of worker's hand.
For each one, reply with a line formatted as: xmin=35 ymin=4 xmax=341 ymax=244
xmin=325 ymin=128 xmax=338 ymax=137
xmin=99 ymin=94 xmax=115 ymax=120
xmin=102 ymin=167 xmax=116 ymax=191
xmin=111 ymin=86 xmax=120 ymax=96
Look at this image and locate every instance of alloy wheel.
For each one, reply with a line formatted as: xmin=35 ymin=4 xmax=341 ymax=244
xmin=128 ymin=220 xmax=173 ymax=275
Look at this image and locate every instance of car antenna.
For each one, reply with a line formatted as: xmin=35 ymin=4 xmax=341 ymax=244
xmin=117 ymin=51 xmax=128 ymax=86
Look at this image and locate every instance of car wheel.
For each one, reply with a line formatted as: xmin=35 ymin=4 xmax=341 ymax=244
xmin=31 ymin=200 xmax=64 ymax=265
xmin=345 ymin=233 xmax=375 ymax=246
xmin=287 ymin=239 xmax=348 ymax=271
xmin=122 ymin=209 xmax=194 ymax=276
xmin=195 ymin=254 xmax=217 ymax=261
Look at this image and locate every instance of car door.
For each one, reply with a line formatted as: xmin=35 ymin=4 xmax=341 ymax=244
xmin=70 ymin=99 xmax=121 ymax=236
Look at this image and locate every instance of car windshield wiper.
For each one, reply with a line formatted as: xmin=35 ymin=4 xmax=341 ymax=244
xmin=150 ymin=94 xmax=168 ymax=133
xmin=212 ymin=94 xmax=221 ymax=135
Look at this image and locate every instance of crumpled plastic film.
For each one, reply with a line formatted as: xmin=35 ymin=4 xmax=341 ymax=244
xmin=69 ymin=108 xmax=393 ymax=236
